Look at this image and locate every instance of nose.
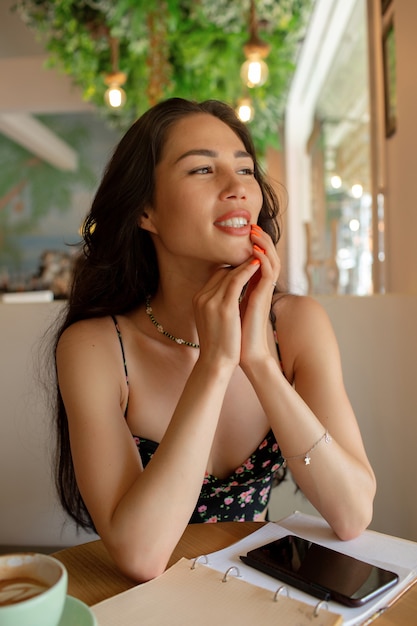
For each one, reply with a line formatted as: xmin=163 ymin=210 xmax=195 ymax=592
xmin=218 ymin=171 xmax=247 ymax=201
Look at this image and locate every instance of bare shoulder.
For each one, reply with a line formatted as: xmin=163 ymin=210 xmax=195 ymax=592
xmin=56 ymin=316 xmax=122 ymax=375
xmin=58 ymin=316 xmax=115 ymax=350
xmin=272 ymin=293 xmax=331 ymax=334
xmin=56 ymin=315 xmax=128 ymax=417
xmin=271 ymin=294 xmax=337 ymax=376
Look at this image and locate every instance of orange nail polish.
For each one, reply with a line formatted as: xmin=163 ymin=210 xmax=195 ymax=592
xmin=250 ymin=258 xmax=261 ymax=266
xmin=251 ymin=224 xmax=262 ymax=232
xmin=253 ymin=244 xmax=265 ymax=254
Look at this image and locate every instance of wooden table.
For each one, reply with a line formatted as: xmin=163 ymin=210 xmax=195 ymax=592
xmin=53 ymin=522 xmax=417 ymax=625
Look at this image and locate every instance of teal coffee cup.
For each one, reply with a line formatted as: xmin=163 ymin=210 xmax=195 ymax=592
xmin=0 ymin=552 xmax=67 ymax=626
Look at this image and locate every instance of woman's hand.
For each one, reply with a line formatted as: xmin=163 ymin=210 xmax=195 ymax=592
xmin=192 ymin=257 xmax=262 ymax=367
xmin=193 ymin=224 xmax=280 ymax=368
xmin=239 ymin=224 xmax=281 ymax=365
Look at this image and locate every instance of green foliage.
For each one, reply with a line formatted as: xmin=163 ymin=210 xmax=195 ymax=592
xmin=13 ymin=0 xmax=312 ymax=153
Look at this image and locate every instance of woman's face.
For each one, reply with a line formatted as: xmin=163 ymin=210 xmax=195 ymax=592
xmin=140 ymin=113 xmax=263 ymax=269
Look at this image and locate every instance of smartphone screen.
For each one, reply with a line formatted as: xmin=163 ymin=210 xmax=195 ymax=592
xmin=240 ymin=535 xmax=399 ymax=607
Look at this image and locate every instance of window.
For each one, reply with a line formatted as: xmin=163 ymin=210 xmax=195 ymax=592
xmin=306 ymin=0 xmax=373 ymax=295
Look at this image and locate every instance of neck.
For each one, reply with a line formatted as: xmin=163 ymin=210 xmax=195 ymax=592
xmin=146 ymin=259 xmax=225 ymax=345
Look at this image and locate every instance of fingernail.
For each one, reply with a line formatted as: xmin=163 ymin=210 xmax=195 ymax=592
xmin=253 ymin=244 xmax=265 ymax=254
xmin=250 ymin=258 xmax=261 ymax=266
xmin=251 ymin=224 xmax=262 ymax=232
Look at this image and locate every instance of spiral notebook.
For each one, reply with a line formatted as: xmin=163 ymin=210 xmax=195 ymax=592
xmin=92 ymin=556 xmax=342 ymax=625
xmin=92 ymin=512 xmax=417 ymax=626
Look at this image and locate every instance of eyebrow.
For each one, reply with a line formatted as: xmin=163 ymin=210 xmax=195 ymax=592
xmin=175 ymin=148 xmax=252 ymax=163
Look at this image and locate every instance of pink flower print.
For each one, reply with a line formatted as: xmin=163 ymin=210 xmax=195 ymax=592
xmin=235 ymin=466 xmax=244 ymax=474
xmin=207 ymin=516 xmax=218 ymax=523
xmin=260 ymin=486 xmax=271 ymax=504
xmin=239 ymin=488 xmax=255 ymax=506
xmin=259 ymin=439 xmax=268 ymax=449
xmin=272 ymin=443 xmax=279 ymax=452
xmin=271 ymin=463 xmax=280 ymax=472
xmin=224 ymin=497 xmax=234 ymax=506
xmin=198 ymin=505 xmax=207 ymax=513
xmin=253 ymin=512 xmax=265 ymax=521
xmin=230 ymin=481 xmax=239 ymax=486
xmin=244 ymin=460 xmax=254 ymax=471
xmin=262 ymin=460 xmax=271 ymax=468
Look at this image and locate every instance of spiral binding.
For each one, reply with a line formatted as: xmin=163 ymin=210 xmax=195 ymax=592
xmin=273 ymin=585 xmax=289 ymax=601
xmin=190 ymin=555 xmax=331 ymax=619
xmin=222 ymin=566 xmax=241 ymax=582
xmin=191 ymin=555 xmax=208 ymax=570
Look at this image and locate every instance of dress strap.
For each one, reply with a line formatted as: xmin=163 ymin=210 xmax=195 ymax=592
xmin=111 ymin=315 xmax=129 ymax=416
xmin=273 ymin=328 xmax=285 ymax=375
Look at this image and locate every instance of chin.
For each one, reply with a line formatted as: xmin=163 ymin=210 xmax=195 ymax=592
xmin=232 ymin=251 xmax=253 ymax=267
xmin=216 ymin=244 xmax=252 ymax=268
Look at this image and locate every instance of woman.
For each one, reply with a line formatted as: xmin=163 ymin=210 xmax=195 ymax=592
xmin=54 ymin=98 xmax=376 ymax=582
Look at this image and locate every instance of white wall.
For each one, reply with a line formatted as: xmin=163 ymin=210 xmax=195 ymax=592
xmin=0 ymin=301 xmax=97 ymax=548
xmin=1 ymin=296 xmax=416 ymax=547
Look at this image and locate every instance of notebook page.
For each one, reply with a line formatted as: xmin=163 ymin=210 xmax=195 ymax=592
xmin=203 ymin=513 xmax=417 ymax=626
xmin=92 ymin=557 xmax=342 ymax=626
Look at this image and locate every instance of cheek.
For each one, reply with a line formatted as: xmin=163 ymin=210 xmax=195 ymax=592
xmin=252 ymin=186 xmax=264 ymax=217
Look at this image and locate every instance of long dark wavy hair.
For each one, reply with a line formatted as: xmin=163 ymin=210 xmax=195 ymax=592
xmin=52 ymin=97 xmax=283 ymax=530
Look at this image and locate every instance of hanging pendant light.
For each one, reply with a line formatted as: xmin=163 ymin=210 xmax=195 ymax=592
xmin=240 ymin=0 xmax=270 ymax=88
xmin=236 ymin=96 xmax=254 ymax=123
xmin=104 ymin=37 xmax=127 ymax=109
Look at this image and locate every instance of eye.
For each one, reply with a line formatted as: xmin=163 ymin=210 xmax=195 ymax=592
xmin=190 ymin=165 xmax=213 ymax=175
xmin=238 ymin=167 xmax=255 ymax=176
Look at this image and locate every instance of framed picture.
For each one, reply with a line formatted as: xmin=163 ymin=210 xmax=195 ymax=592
xmin=382 ymin=16 xmax=397 ymax=137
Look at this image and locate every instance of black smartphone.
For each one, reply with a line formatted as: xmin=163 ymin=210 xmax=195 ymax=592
xmin=240 ymin=535 xmax=399 ymax=607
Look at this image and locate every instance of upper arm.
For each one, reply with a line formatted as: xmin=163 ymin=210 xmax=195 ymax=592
xmin=56 ymin=319 xmax=143 ymax=534
xmin=273 ymin=296 xmax=370 ymax=463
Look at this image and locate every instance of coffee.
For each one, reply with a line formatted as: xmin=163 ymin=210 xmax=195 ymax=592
xmin=0 ymin=553 xmax=67 ymax=626
xmin=0 ymin=576 xmax=48 ymax=606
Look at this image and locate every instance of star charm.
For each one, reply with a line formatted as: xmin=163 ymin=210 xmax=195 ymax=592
xmin=304 ymin=455 xmax=311 ymax=465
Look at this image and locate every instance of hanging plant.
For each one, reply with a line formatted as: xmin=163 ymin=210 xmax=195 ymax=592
xmin=13 ymin=0 xmax=312 ymax=153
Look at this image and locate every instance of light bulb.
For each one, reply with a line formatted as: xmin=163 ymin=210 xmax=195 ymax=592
xmin=351 ymin=184 xmax=363 ymax=199
xmin=104 ymin=71 xmax=127 ymax=109
xmin=104 ymin=84 xmax=126 ymax=109
xmin=236 ymin=98 xmax=254 ymax=123
xmin=349 ymin=218 xmax=360 ymax=232
xmin=330 ymin=175 xmax=342 ymax=189
xmin=240 ymin=57 xmax=269 ymax=88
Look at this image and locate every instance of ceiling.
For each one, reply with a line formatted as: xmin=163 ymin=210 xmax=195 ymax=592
xmin=0 ymin=0 xmax=94 ymax=171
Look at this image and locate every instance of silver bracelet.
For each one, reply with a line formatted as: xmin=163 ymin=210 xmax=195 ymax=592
xmin=283 ymin=430 xmax=332 ymax=467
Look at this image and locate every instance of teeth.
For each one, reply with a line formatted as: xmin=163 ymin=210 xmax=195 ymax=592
xmin=217 ymin=217 xmax=248 ymax=228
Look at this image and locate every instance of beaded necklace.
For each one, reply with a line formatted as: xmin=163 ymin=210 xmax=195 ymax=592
xmin=145 ymin=296 xmax=200 ymax=349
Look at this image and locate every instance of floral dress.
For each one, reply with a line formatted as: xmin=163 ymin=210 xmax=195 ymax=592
xmin=112 ymin=315 xmax=285 ymax=524
xmin=135 ymin=431 xmax=284 ymax=523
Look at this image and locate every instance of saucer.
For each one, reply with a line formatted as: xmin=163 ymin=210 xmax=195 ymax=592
xmin=58 ymin=595 xmax=97 ymax=626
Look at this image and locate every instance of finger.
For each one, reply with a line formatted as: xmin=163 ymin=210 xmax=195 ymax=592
xmin=195 ymin=258 xmax=261 ymax=307
xmin=250 ymin=225 xmax=280 ymax=284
